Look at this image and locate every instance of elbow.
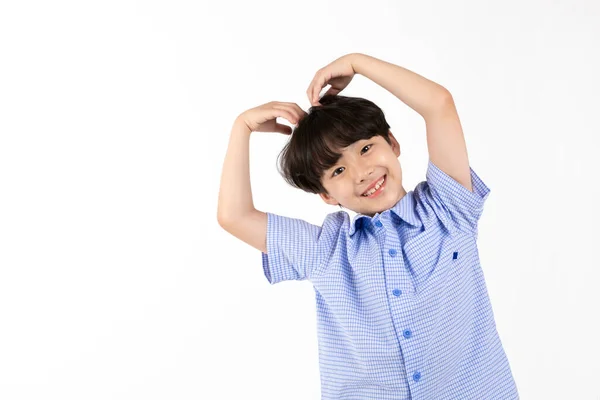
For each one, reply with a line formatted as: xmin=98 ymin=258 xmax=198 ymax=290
xmin=422 ymin=89 xmax=455 ymax=120
xmin=434 ymin=87 xmax=453 ymax=105
xmin=217 ymin=211 xmax=232 ymax=228
xmin=217 ymin=207 xmax=257 ymax=228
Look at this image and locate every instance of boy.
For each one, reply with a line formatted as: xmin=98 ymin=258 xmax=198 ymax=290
xmin=217 ymin=53 xmax=519 ymax=399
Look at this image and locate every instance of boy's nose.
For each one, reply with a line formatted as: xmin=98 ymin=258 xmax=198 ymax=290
xmin=357 ymin=169 xmax=375 ymax=183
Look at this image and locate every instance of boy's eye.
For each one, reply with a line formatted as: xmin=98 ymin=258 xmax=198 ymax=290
xmin=331 ymin=144 xmax=373 ymax=177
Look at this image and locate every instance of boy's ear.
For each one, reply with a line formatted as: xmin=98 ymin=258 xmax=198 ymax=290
xmin=388 ymin=130 xmax=401 ymax=157
xmin=319 ymin=191 xmax=339 ymax=206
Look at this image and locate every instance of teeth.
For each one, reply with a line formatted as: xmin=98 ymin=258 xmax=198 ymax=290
xmin=362 ymin=176 xmax=385 ymax=196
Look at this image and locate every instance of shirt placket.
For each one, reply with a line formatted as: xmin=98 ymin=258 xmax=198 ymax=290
xmin=373 ymin=213 xmax=424 ymax=397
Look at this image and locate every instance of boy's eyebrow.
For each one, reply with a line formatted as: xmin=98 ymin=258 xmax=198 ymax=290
xmin=330 ymin=140 xmax=369 ymax=162
xmin=327 ymin=142 xmax=365 ymax=168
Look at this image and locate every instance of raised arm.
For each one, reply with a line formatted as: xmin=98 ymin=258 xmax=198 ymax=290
xmin=216 ymin=117 xmax=268 ymax=253
xmin=350 ymin=53 xmax=472 ymax=192
xmin=216 ymin=102 xmax=305 ymax=254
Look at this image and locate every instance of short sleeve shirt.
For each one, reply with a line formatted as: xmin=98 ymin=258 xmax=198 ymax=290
xmin=261 ymin=160 xmax=519 ymax=400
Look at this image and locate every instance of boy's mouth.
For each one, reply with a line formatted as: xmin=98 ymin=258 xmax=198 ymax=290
xmin=361 ymin=174 xmax=386 ymax=198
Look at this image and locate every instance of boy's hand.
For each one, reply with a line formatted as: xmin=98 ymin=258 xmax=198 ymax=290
xmin=238 ymin=101 xmax=307 ymax=135
xmin=306 ymin=53 xmax=358 ymax=107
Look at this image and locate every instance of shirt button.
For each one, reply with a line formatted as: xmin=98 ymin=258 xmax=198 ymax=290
xmin=375 ymin=221 xmax=383 ymax=227
xmin=392 ymin=289 xmax=402 ymax=296
xmin=413 ymin=371 xmax=421 ymax=381
xmin=403 ymin=329 xmax=412 ymax=339
xmin=389 ymin=249 xmax=397 ymax=257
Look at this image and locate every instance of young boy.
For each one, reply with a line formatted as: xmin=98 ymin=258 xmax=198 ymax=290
xmin=217 ymin=53 xmax=519 ymax=399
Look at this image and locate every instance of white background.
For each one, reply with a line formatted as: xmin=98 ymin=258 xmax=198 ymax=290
xmin=1 ymin=1 xmax=599 ymax=399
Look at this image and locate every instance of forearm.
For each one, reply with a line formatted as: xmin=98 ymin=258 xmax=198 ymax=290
xmin=217 ymin=117 xmax=256 ymax=224
xmin=351 ymin=53 xmax=450 ymax=119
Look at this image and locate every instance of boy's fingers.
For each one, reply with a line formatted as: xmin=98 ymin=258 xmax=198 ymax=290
xmin=315 ymin=73 xmax=328 ymax=102
xmin=306 ymin=86 xmax=314 ymax=104
xmin=293 ymin=104 xmax=306 ymax=119
xmin=277 ymin=123 xmax=292 ymax=134
xmin=307 ymin=72 xmax=322 ymax=104
xmin=273 ymin=104 xmax=298 ymax=124
xmin=313 ymin=82 xmax=321 ymax=103
xmin=284 ymin=103 xmax=305 ymax=122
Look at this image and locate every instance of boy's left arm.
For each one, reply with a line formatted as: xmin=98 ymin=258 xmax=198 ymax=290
xmin=351 ymin=53 xmax=473 ymax=192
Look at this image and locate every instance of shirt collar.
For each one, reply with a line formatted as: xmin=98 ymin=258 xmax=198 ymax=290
xmin=348 ymin=191 xmax=422 ymax=236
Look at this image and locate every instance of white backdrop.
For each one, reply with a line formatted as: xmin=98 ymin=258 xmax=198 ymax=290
xmin=1 ymin=1 xmax=599 ymax=399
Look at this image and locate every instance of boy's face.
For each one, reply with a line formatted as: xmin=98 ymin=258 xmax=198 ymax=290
xmin=319 ymin=131 xmax=407 ymax=217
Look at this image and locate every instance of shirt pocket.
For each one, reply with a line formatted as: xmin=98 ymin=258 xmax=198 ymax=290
xmin=402 ymin=230 xmax=456 ymax=293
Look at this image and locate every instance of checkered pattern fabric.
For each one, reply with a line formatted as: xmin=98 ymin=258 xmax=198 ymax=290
xmin=261 ymin=159 xmax=519 ymax=399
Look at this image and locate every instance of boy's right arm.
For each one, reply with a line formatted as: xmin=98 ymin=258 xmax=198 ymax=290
xmin=217 ymin=106 xmax=345 ymax=284
xmin=216 ymin=117 xmax=268 ymax=254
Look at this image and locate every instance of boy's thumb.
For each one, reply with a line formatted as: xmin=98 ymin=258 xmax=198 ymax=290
xmin=276 ymin=123 xmax=292 ymax=135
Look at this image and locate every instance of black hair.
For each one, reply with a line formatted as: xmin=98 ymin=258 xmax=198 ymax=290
xmin=276 ymin=94 xmax=393 ymax=196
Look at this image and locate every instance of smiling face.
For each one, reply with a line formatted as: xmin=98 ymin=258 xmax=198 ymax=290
xmin=319 ymin=131 xmax=407 ymax=217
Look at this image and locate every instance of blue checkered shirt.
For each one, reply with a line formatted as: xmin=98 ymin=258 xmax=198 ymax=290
xmin=261 ymin=160 xmax=519 ymax=399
